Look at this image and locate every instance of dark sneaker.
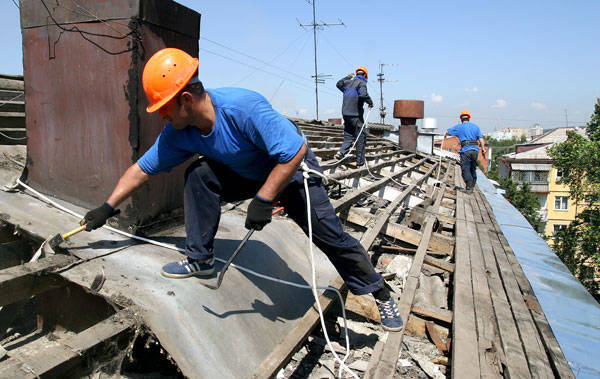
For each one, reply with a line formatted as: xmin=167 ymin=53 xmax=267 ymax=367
xmin=334 ymin=152 xmax=344 ymax=160
xmin=161 ymin=256 xmax=215 ymax=278
xmin=376 ymin=297 xmax=404 ymax=332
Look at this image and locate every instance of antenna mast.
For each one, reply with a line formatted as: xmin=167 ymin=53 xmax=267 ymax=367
xmin=299 ymin=0 xmax=343 ymax=120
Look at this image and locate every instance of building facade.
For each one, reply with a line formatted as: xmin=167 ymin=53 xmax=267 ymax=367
xmin=498 ymin=127 xmax=587 ymax=241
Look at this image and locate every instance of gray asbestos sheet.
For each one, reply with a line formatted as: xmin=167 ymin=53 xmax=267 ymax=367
xmin=0 ymin=183 xmax=340 ymax=378
xmin=477 ymin=170 xmax=600 ymax=378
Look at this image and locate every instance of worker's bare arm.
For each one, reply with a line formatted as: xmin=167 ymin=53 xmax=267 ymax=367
xmin=106 ymin=163 xmax=150 ymax=207
xmin=478 ymin=137 xmax=487 ymax=155
xmin=257 ymin=143 xmax=307 ymax=201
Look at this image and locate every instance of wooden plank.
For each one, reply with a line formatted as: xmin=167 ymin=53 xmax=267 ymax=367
xmin=451 ymin=191 xmax=480 ymax=378
xmin=426 ymin=321 xmax=448 ymax=354
xmin=360 ymin=163 xmax=438 ymax=250
xmin=0 ymin=254 xmax=76 ymax=306
xmin=478 ymin=228 xmax=532 ymax=378
xmin=411 ymin=303 xmax=453 ymax=324
xmin=345 ymin=292 xmax=380 ymax=322
xmin=468 ymin=221 xmax=503 ymax=377
xmin=476 ymin=191 xmax=574 ymax=378
xmin=0 ymin=308 xmax=136 ymax=378
xmin=332 ymin=157 xmax=428 ymax=212
xmin=370 ymin=178 xmax=448 ymax=378
xmin=344 ymin=209 xmax=454 ymax=255
xmin=423 ymin=255 xmax=454 ymax=273
xmin=495 ymin=234 xmax=573 ymax=377
xmin=252 ymin=277 xmax=345 ymax=379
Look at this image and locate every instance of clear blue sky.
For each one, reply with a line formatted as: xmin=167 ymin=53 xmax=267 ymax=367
xmin=2 ymin=0 xmax=599 ymax=133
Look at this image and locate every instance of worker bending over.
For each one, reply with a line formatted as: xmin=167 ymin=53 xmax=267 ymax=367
xmin=81 ymin=48 xmax=403 ymax=332
xmin=334 ymin=66 xmax=374 ymax=167
xmin=444 ymin=110 xmax=487 ymax=194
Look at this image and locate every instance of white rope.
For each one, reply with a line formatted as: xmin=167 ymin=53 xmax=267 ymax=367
xmin=333 ymin=107 xmax=372 ymax=165
xmin=301 ymin=170 xmax=358 ymax=378
xmin=16 ymin=178 xmax=358 ymax=378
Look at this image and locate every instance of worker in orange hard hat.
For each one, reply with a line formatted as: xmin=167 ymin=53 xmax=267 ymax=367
xmin=444 ymin=110 xmax=487 ymax=194
xmin=81 ymin=48 xmax=403 ymax=332
xmin=334 ymin=66 xmax=374 ymax=167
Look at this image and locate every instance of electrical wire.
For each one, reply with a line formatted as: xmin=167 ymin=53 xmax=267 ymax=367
xmin=199 ymin=47 xmax=338 ymax=97
xmin=0 ymin=93 xmax=24 ymax=109
xmin=270 ymin=34 xmax=312 ymax=102
xmin=0 ymin=131 xmax=27 ymax=141
xmin=231 ymin=32 xmax=308 ymax=86
xmin=202 ymin=36 xmax=311 ymax=84
xmin=39 ymin=0 xmax=138 ymax=56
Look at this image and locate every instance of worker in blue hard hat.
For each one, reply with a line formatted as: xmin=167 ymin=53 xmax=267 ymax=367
xmin=444 ymin=110 xmax=487 ymax=194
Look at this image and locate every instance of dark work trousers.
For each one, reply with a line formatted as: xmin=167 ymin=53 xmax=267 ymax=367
xmin=459 ymin=150 xmax=479 ymax=189
xmin=183 ymin=149 xmax=384 ymax=295
xmin=338 ymin=116 xmax=367 ymax=165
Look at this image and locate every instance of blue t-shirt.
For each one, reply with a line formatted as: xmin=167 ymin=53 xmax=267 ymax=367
xmin=137 ymin=88 xmax=305 ymax=181
xmin=447 ymin=122 xmax=483 ymax=153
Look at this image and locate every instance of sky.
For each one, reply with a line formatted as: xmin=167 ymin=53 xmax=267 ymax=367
xmin=2 ymin=0 xmax=599 ymax=134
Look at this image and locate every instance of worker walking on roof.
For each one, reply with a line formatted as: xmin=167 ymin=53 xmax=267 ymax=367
xmin=334 ymin=67 xmax=374 ymax=167
xmin=444 ymin=110 xmax=487 ymax=194
xmin=80 ymin=48 xmax=403 ymax=332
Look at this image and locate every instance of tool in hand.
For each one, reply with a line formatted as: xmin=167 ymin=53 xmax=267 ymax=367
xmin=204 ymin=228 xmax=254 ymax=290
xmin=48 ymin=225 xmax=87 ymax=251
xmin=204 ymin=206 xmax=285 ymax=290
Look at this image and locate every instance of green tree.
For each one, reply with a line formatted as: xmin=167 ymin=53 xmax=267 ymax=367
xmin=547 ymin=97 xmax=600 ymax=301
xmin=499 ymin=178 xmax=545 ymax=234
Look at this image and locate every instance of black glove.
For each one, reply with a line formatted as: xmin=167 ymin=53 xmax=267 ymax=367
xmin=83 ymin=202 xmax=120 ymax=231
xmin=245 ymin=196 xmax=273 ymax=231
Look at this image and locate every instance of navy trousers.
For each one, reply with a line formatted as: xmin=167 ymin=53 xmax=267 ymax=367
xmin=183 ymin=149 xmax=384 ymax=295
xmin=459 ymin=150 xmax=479 ymax=189
xmin=338 ymin=116 xmax=367 ymax=165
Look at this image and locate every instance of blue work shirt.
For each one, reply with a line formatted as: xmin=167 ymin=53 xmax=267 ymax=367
xmin=137 ymin=88 xmax=305 ymax=181
xmin=447 ymin=122 xmax=483 ymax=153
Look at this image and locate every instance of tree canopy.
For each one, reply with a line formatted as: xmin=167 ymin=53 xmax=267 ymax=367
xmin=547 ymin=97 xmax=600 ymax=301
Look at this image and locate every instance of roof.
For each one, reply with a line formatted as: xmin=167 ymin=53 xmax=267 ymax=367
xmin=529 ymin=127 xmax=586 ymax=144
xmin=502 ymin=143 xmax=553 ymax=161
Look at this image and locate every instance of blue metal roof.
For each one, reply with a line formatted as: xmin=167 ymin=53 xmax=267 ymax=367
xmin=478 ymin=171 xmax=600 ymax=378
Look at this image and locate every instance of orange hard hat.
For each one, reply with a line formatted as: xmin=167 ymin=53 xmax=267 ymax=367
xmin=142 ymin=48 xmax=199 ymax=113
xmin=355 ymin=66 xmax=368 ymax=79
xmin=459 ymin=110 xmax=471 ymax=119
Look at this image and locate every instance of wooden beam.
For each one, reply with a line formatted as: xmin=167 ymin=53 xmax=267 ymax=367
xmin=331 ymin=157 xmax=427 ymax=212
xmin=474 ymin=191 xmax=574 ymax=378
xmin=252 ymin=277 xmax=346 ymax=379
xmin=423 ymin=256 xmax=454 ymax=273
xmin=426 ymin=321 xmax=448 ymax=354
xmin=412 ymin=303 xmax=453 ymax=324
xmin=343 ymin=209 xmax=454 ymax=255
xmin=0 ymin=308 xmax=136 ymax=378
xmin=369 ymin=165 xmax=452 ymax=379
xmin=0 ymin=254 xmax=76 ymax=307
xmin=450 ymin=192 xmax=480 ymax=378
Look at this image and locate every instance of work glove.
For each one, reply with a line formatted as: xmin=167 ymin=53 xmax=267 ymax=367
xmin=245 ymin=196 xmax=273 ymax=231
xmin=82 ymin=202 xmax=120 ymax=231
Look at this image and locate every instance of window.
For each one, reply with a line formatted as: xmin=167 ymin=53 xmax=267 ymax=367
xmin=554 ymin=196 xmax=569 ymax=211
xmin=553 ymin=224 xmax=566 ymax=235
xmin=556 ymin=169 xmax=568 ymax=180
xmin=533 ymin=171 xmax=548 ymax=183
xmin=512 ymin=170 xmax=548 ymax=183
